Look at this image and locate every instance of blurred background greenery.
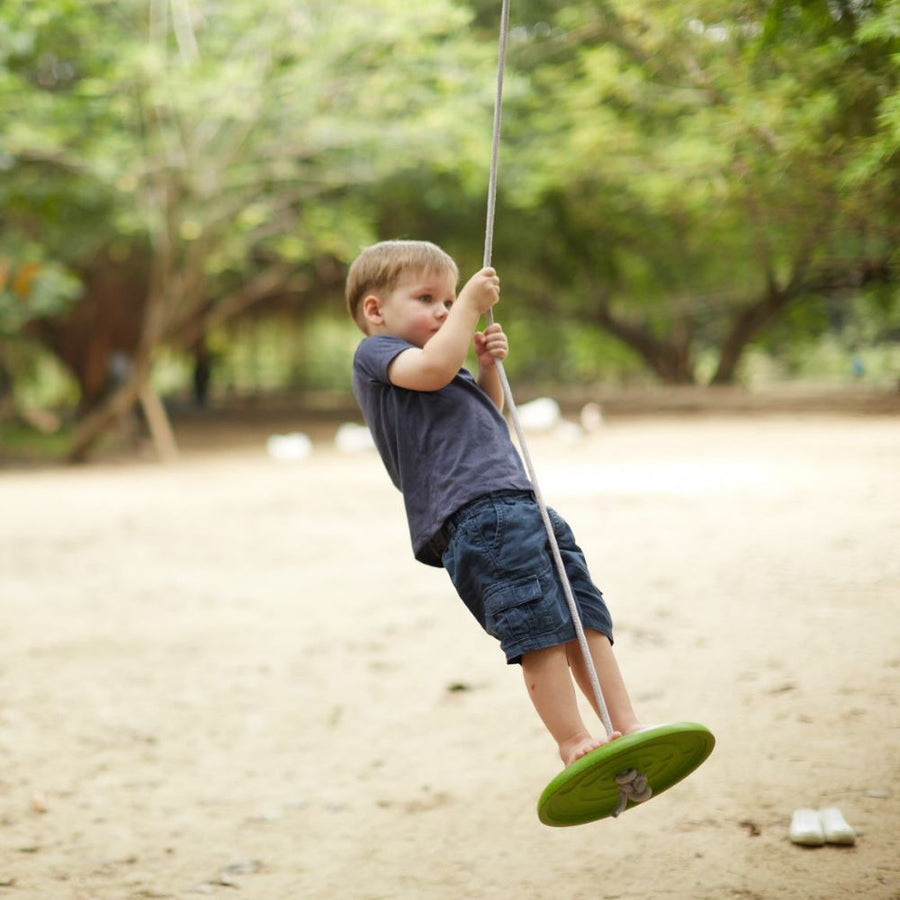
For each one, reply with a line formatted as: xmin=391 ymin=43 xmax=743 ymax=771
xmin=1 ymin=0 xmax=898 ymax=461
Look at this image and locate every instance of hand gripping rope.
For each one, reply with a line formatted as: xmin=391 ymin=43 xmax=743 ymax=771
xmin=480 ymin=0 xmax=714 ymax=826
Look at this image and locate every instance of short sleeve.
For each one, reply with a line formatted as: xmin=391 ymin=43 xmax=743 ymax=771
xmin=353 ymin=335 xmax=412 ymax=386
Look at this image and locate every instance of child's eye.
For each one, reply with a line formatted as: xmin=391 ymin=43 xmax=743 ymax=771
xmin=419 ymin=294 xmax=433 ymax=303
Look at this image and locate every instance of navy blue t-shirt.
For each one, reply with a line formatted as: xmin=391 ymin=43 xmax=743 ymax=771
xmin=352 ymin=334 xmax=532 ymax=566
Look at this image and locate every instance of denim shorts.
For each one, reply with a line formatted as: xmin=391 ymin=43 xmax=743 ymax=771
xmin=440 ymin=490 xmax=613 ymax=665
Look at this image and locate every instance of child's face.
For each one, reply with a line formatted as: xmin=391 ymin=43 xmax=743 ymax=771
xmin=374 ymin=268 xmax=457 ymax=348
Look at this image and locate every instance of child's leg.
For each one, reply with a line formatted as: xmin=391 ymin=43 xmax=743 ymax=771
xmin=521 ymin=644 xmax=621 ymax=766
xmin=566 ymin=629 xmax=641 ymax=735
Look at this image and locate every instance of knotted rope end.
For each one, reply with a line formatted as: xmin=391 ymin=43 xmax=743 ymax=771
xmin=612 ymin=768 xmax=654 ymax=818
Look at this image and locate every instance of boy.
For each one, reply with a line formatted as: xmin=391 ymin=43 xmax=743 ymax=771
xmin=347 ymin=240 xmax=642 ymax=766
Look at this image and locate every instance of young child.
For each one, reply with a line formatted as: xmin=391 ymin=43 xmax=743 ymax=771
xmin=347 ymin=239 xmax=642 ymax=766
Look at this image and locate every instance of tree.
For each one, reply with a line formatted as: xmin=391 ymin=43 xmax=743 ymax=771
xmin=486 ymin=0 xmax=900 ymax=383
xmin=1 ymin=0 xmax=498 ymax=458
xmin=5 ymin=0 xmax=899 ymax=441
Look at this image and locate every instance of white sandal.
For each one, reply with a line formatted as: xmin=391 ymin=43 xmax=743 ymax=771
xmin=789 ymin=807 xmax=825 ymax=846
xmin=819 ymin=807 xmax=856 ymax=845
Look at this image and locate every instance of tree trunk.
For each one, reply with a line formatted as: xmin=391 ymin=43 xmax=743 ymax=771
xmin=711 ymin=284 xmax=791 ymax=385
xmin=67 ymin=252 xmax=169 ymax=462
xmin=38 ymin=252 xmax=149 ymax=409
xmin=586 ymin=304 xmax=696 ymax=384
xmin=66 ymin=358 xmax=147 ymax=462
xmin=138 ymin=381 xmax=179 ymax=462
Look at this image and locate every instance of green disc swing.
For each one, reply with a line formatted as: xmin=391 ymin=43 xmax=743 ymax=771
xmin=480 ymin=0 xmax=715 ymax=827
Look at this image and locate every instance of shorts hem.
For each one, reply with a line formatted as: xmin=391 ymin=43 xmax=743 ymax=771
xmin=504 ymin=622 xmax=614 ymax=666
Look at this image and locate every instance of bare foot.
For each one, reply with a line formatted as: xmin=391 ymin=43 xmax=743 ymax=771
xmin=559 ymin=729 xmax=623 ymax=767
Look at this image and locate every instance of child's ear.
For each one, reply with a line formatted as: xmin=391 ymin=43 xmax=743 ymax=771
xmin=362 ymin=294 xmax=384 ymax=325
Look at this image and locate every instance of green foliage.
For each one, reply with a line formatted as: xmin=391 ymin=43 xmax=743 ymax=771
xmin=2 ymin=0 xmax=899 ymax=413
xmin=0 ymin=227 xmax=83 ymax=343
xmin=0 ymin=256 xmax=82 ymax=337
xmin=0 ymin=420 xmax=73 ymax=461
xmin=488 ymin=1 xmax=898 ymax=381
xmin=1 ymin=0 xmax=496 ymax=301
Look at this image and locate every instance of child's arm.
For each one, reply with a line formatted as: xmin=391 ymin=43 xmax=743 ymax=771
xmin=388 ymin=268 xmax=500 ymax=392
xmin=474 ymin=323 xmax=508 ymax=411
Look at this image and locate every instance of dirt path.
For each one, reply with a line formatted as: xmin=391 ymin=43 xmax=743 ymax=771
xmin=1 ymin=413 xmax=898 ymax=899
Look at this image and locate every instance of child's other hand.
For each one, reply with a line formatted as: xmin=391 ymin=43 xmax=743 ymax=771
xmin=458 ymin=267 xmax=500 ymax=314
xmin=474 ymin=322 xmax=508 ymax=367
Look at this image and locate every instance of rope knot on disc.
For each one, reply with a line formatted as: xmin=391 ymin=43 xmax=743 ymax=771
xmin=613 ymin=768 xmax=653 ymax=817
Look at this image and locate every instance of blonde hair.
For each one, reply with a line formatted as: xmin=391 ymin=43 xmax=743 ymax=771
xmin=345 ymin=240 xmax=458 ymax=332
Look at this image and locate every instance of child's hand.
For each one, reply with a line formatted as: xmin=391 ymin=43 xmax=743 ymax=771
xmin=458 ymin=267 xmax=500 ymax=314
xmin=474 ymin=322 xmax=508 ymax=368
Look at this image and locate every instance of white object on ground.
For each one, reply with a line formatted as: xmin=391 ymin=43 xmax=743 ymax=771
xmin=517 ymin=397 xmax=561 ymax=431
xmin=789 ymin=808 xmax=825 ymax=846
xmin=580 ymin=402 xmax=604 ymax=433
xmin=334 ymin=422 xmax=375 ymax=453
xmin=819 ymin=807 xmax=856 ymax=845
xmin=266 ymin=433 xmax=313 ymax=462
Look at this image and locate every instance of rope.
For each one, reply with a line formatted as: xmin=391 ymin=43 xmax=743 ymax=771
xmin=481 ymin=0 xmax=509 ymax=273
xmin=613 ymin=768 xmax=653 ymax=817
xmin=481 ymin=0 xmax=614 ymax=740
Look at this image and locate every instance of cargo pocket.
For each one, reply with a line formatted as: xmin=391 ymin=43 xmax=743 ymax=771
xmin=483 ymin=573 xmax=564 ymax=645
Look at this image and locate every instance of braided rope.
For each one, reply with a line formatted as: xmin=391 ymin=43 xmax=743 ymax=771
xmin=481 ymin=0 xmax=614 ymax=740
xmin=613 ymin=768 xmax=654 ymax=817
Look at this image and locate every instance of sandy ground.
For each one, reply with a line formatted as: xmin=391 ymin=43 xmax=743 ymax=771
xmin=1 ymin=412 xmax=898 ymax=899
